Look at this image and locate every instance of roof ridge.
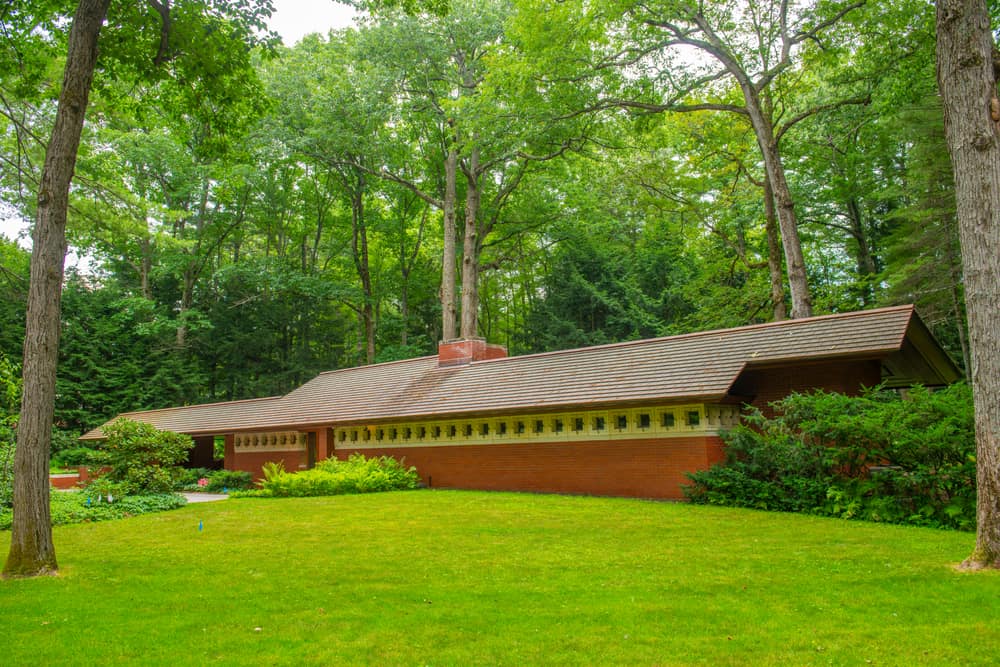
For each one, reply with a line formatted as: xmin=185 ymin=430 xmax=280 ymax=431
xmin=312 ymin=354 xmax=438 ymax=378
xmin=468 ymin=304 xmax=916 ymax=366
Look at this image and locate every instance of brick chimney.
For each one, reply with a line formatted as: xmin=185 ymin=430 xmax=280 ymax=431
xmin=438 ymin=338 xmax=507 ymax=367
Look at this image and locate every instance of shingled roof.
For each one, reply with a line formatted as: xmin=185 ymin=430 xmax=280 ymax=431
xmin=80 ymin=305 xmax=959 ymax=439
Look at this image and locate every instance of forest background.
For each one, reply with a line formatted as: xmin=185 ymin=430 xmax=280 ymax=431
xmin=0 ymin=0 xmax=973 ymax=445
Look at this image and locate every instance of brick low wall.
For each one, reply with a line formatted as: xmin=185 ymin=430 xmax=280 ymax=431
xmin=228 ymin=449 xmax=306 ymax=480
xmin=338 ymin=436 xmax=725 ymax=500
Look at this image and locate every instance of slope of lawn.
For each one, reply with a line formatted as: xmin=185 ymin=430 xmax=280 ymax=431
xmin=1 ymin=490 xmax=997 ymax=665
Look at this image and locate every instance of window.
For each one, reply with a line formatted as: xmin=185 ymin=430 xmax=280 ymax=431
xmin=449 ymin=425 xmax=458 ymax=438
xmin=638 ymin=413 xmax=651 ymax=429
xmin=661 ymin=412 xmax=675 ymax=428
xmin=417 ymin=426 xmax=427 ymax=439
xmin=338 ymin=431 xmax=347 ymax=442
xmin=376 ymin=428 xmax=384 ymax=441
xmin=534 ymin=419 xmax=544 ymax=434
xmin=464 ymin=424 xmax=473 ymax=437
xmin=498 ymin=421 xmax=508 ymax=435
xmin=480 ymin=422 xmax=490 ymax=436
xmin=362 ymin=429 xmax=371 ymax=442
xmin=350 ymin=430 xmax=358 ymax=442
xmin=687 ymin=411 xmax=700 ymax=427
xmin=593 ymin=416 xmax=606 ymax=431
xmin=515 ymin=421 xmax=525 ymax=434
xmin=403 ymin=427 xmax=412 ymax=440
xmin=615 ymin=415 xmax=628 ymax=430
xmin=573 ymin=417 xmax=584 ymax=432
xmin=553 ymin=418 xmax=564 ymax=433
xmin=432 ymin=425 xmax=442 ymax=438
xmin=389 ymin=428 xmax=397 ymax=441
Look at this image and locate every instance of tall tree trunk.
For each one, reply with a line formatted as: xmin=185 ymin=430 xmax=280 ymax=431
xmin=4 ymin=0 xmax=111 ymax=579
xmin=743 ymin=86 xmax=813 ymax=319
xmin=936 ymin=0 xmax=1000 ymax=569
xmin=350 ymin=178 xmax=375 ymax=365
xmin=763 ymin=178 xmax=787 ymax=321
xmin=460 ymin=147 xmax=481 ymax=339
xmin=440 ymin=145 xmax=458 ymax=341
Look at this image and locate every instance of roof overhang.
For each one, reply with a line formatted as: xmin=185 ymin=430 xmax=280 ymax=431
xmin=881 ymin=312 xmax=962 ymax=387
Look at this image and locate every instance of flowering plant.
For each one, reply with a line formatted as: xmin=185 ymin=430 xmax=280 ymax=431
xmin=197 ymin=478 xmax=209 ymax=488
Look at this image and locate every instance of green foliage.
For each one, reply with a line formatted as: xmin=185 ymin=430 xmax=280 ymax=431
xmin=0 ymin=491 xmax=186 ymax=531
xmin=685 ymin=384 xmax=977 ymax=530
xmin=174 ymin=467 xmax=253 ymax=492
xmin=54 ymin=445 xmax=103 ymax=467
xmin=204 ymin=469 xmax=253 ymax=492
xmin=257 ymin=454 xmax=420 ymax=497
xmin=99 ymin=418 xmax=193 ymax=495
xmin=0 ymin=352 xmax=21 ymax=508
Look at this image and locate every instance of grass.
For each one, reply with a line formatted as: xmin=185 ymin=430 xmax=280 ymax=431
xmin=1 ymin=490 xmax=997 ymax=666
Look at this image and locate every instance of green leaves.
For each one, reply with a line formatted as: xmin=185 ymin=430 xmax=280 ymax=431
xmin=686 ymin=384 xmax=977 ymax=530
xmin=99 ymin=418 xmax=194 ymax=495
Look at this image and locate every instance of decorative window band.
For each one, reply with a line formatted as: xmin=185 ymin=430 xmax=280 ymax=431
xmin=234 ymin=431 xmax=307 ymax=452
xmin=330 ymin=404 xmax=741 ymax=450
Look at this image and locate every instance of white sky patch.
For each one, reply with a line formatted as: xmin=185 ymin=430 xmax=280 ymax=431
xmin=0 ymin=201 xmax=29 ymax=248
xmin=269 ymin=0 xmax=360 ymax=45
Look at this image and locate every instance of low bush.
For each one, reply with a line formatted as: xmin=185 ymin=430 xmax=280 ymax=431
xmin=0 ymin=353 xmax=19 ymax=508
xmin=255 ymin=454 xmax=420 ymax=497
xmin=56 ymin=445 xmax=103 ymax=467
xmin=204 ymin=469 xmax=253 ymax=492
xmin=99 ymin=418 xmax=193 ymax=495
xmin=684 ymin=384 xmax=976 ymax=530
xmin=174 ymin=467 xmax=254 ymax=492
xmin=0 ymin=491 xmax=187 ymax=530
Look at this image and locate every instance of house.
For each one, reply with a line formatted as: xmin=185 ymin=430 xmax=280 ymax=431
xmin=81 ymin=305 xmax=960 ymax=499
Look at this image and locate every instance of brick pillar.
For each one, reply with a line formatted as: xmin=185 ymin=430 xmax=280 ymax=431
xmin=316 ymin=428 xmax=330 ymax=461
xmin=224 ymin=433 xmax=235 ymax=470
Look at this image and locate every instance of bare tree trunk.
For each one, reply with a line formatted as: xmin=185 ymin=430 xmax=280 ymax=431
xmin=460 ymin=146 xmax=481 ymax=339
xmin=441 ymin=145 xmax=458 ymax=341
xmin=350 ymin=178 xmax=376 ymax=365
xmin=936 ymin=0 xmax=1000 ymax=569
xmin=742 ymin=86 xmax=813 ymax=318
xmin=846 ymin=196 xmax=877 ymax=305
xmin=4 ymin=0 xmax=111 ymax=579
xmin=763 ymin=178 xmax=787 ymax=321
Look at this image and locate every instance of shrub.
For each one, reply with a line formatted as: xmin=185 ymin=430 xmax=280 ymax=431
xmin=0 ymin=491 xmax=187 ymax=530
xmin=98 ymin=418 xmax=193 ymax=495
xmin=0 ymin=353 xmax=20 ymax=509
xmin=258 ymin=454 xmax=420 ymax=497
xmin=684 ymin=384 xmax=976 ymax=530
xmin=173 ymin=468 xmax=254 ymax=492
xmin=0 ymin=436 xmax=12 ymax=509
xmin=50 ymin=428 xmax=83 ymax=459
xmin=205 ymin=469 xmax=253 ymax=492
xmin=56 ymin=445 xmax=103 ymax=467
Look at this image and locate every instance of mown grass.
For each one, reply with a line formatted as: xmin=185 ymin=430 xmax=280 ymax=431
xmin=1 ymin=490 xmax=997 ymax=666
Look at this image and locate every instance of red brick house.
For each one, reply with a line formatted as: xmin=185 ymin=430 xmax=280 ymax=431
xmin=81 ymin=305 xmax=959 ymax=499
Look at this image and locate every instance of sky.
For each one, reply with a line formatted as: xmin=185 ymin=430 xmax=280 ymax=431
xmin=0 ymin=1 xmax=360 ymax=247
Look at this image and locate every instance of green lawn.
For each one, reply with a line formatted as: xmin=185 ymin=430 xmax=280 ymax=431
xmin=1 ymin=490 xmax=997 ymax=666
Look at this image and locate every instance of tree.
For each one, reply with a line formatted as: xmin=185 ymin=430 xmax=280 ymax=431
xmin=3 ymin=0 xmax=110 ymax=580
xmin=935 ymin=0 xmax=1000 ymax=568
xmin=3 ymin=0 xmax=274 ymax=579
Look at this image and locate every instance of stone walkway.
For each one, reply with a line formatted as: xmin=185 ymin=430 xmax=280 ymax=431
xmin=181 ymin=492 xmax=230 ymax=503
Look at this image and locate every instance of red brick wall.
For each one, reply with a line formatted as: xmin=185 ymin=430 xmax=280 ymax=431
xmin=732 ymin=359 xmax=882 ymax=416
xmin=229 ymin=450 xmax=305 ymax=480
xmin=337 ymin=436 xmax=724 ymax=500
